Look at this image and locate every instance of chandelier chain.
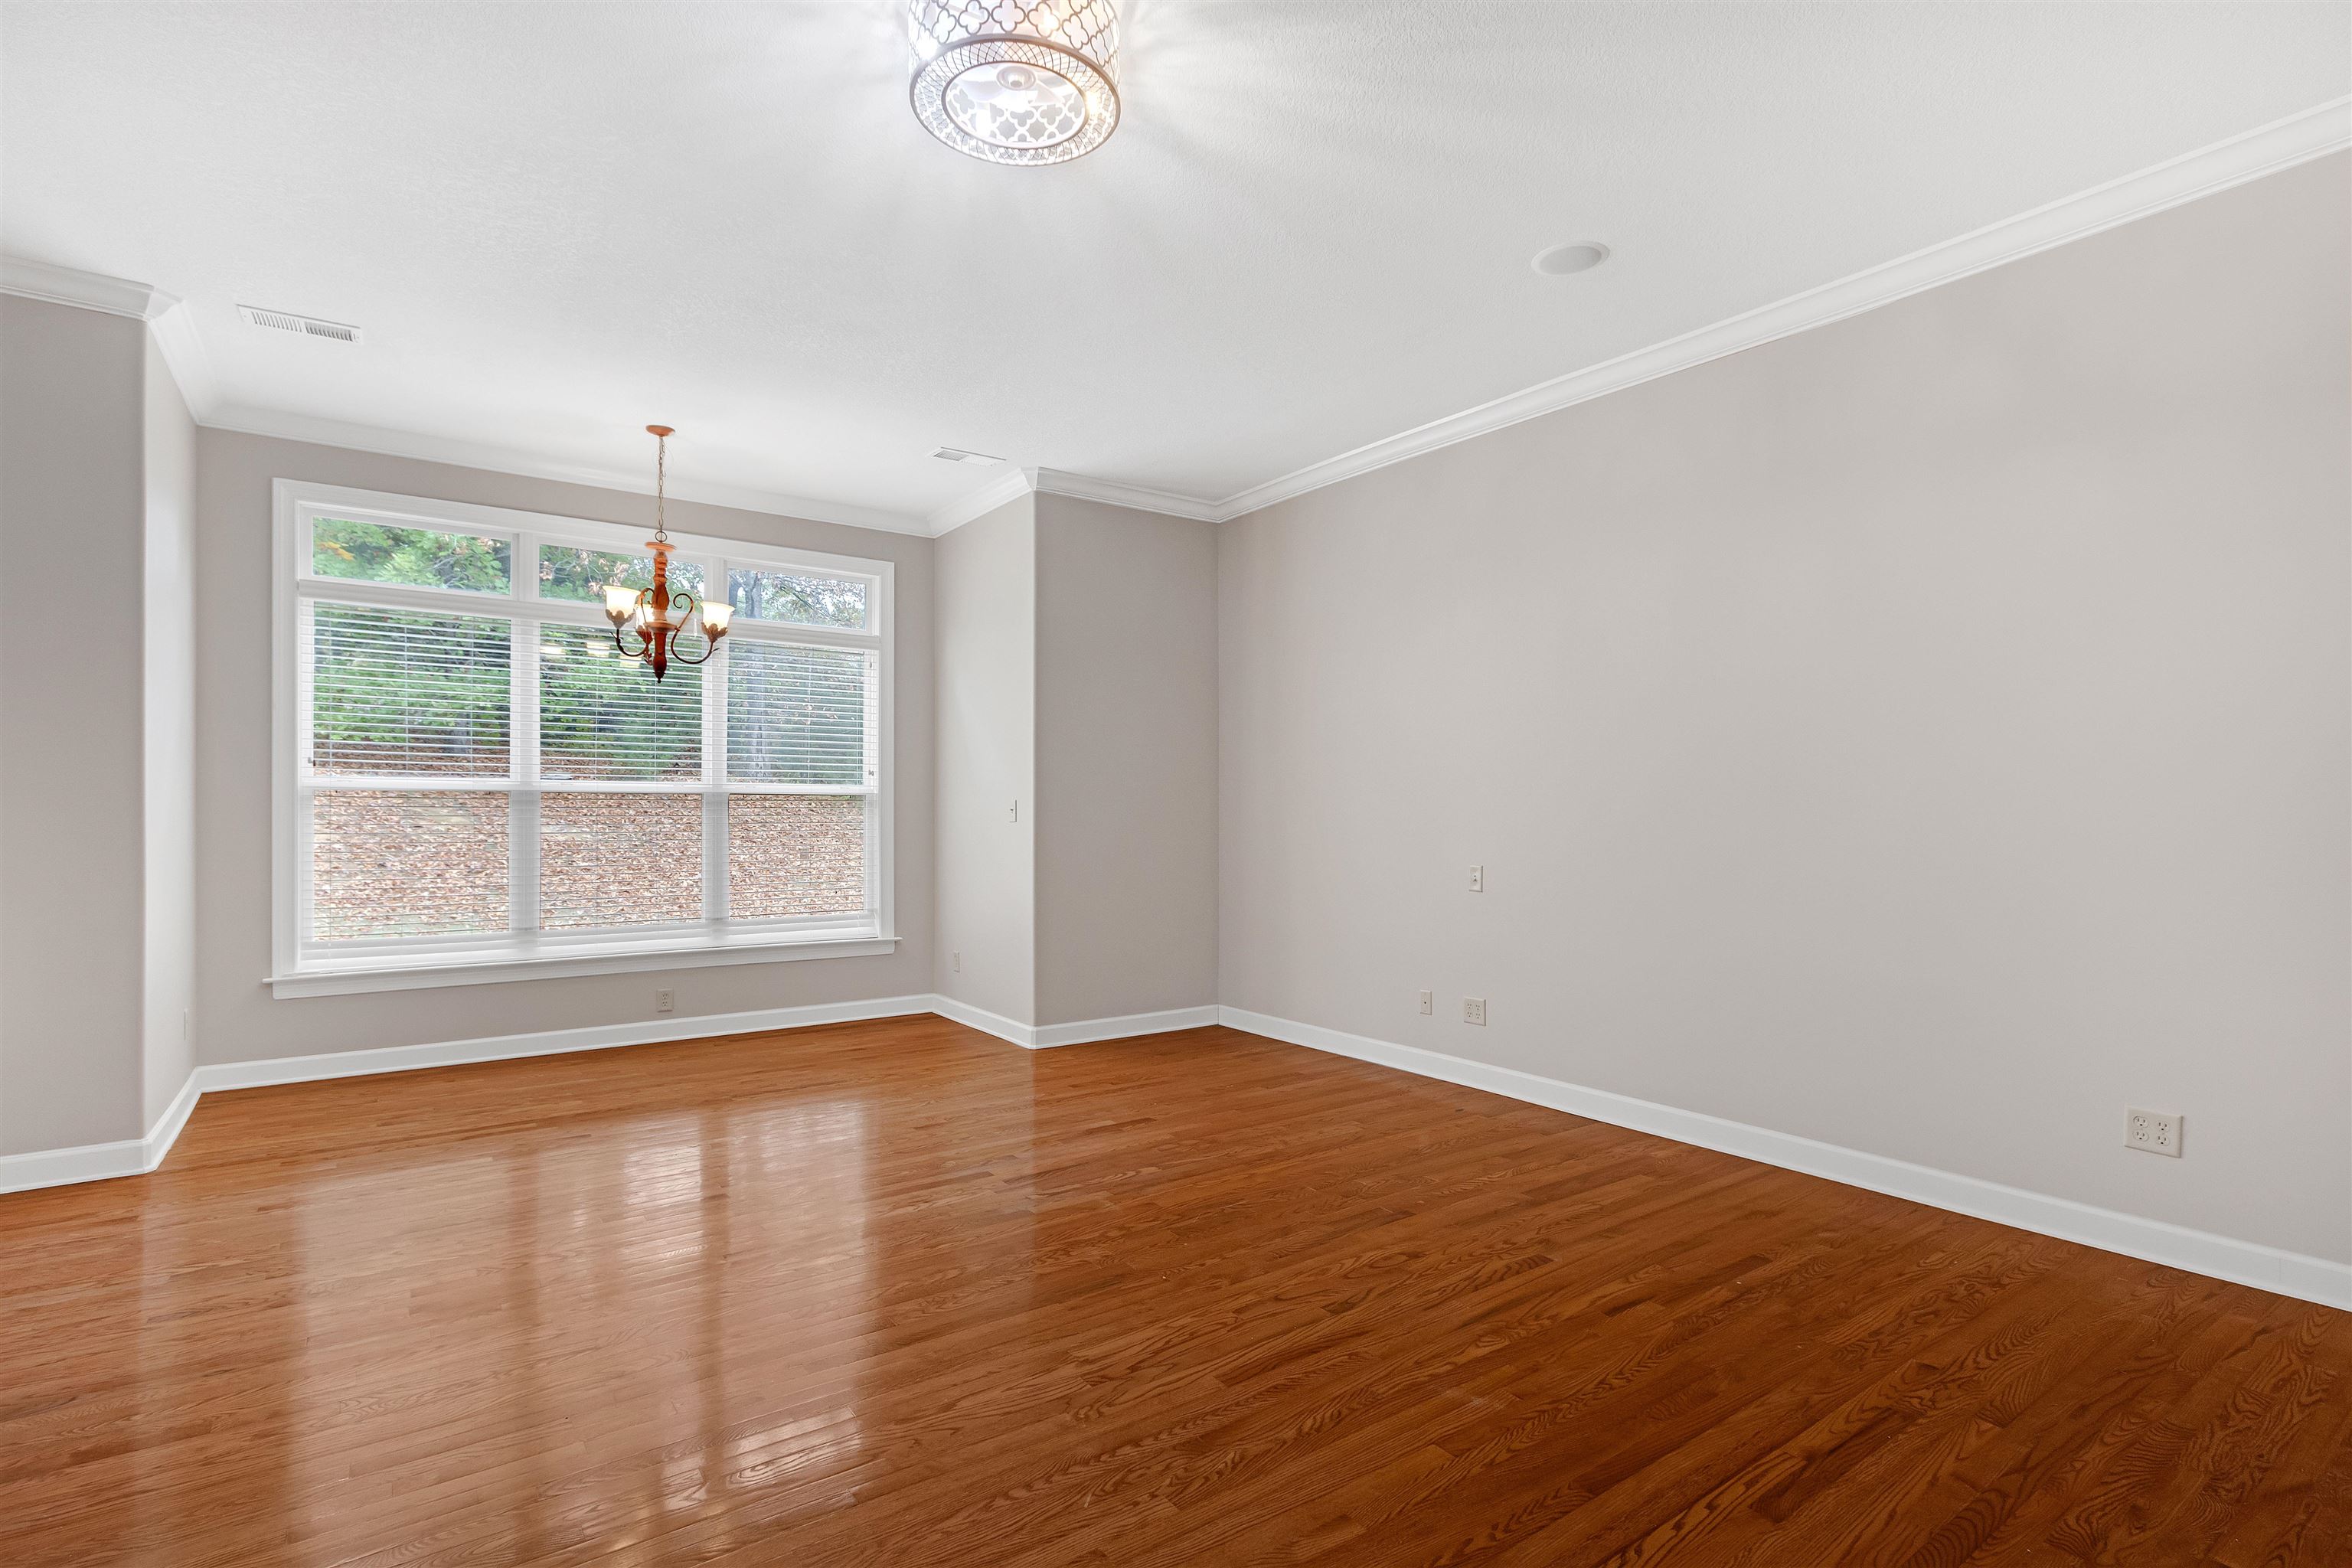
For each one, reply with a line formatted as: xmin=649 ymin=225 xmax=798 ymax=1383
xmin=654 ymin=432 xmax=668 ymax=544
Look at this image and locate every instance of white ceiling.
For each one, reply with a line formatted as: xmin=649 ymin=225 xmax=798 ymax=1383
xmin=4 ymin=2 xmax=2345 ymax=531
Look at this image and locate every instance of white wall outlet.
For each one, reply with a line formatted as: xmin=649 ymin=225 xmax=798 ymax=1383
xmin=952 ymin=950 xmax=963 ymax=972
xmin=1418 ymin=988 xmax=1433 ymax=1015
xmin=655 ymin=987 xmax=675 ymax=1014
xmin=182 ymin=1008 xmax=191 ymax=1042
xmin=1468 ymin=864 xmax=1485 ymax=892
xmin=1462 ymin=996 xmax=1487 ymax=1026
xmin=1009 ymin=799 xmax=1020 ymax=823
xmin=2125 ymin=1107 xmax=2181 ymax=1157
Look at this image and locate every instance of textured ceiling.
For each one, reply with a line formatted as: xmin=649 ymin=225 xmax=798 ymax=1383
xmin=3 ymin=2 xmax=2345 ymax=527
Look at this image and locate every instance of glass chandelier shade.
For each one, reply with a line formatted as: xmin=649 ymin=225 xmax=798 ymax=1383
xmin=908 ymin=2 xmax=1121 ymax=165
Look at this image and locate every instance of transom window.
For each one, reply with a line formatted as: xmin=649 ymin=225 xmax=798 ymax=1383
xmin=273 ymin=482 xmax=893 ymax=995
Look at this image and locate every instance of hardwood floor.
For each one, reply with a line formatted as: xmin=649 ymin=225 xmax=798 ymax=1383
xmin=3 ymin=1018 xmax=2347 ymax=1566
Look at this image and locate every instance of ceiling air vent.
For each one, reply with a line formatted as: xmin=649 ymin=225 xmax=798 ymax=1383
xmin=237 ymin=304 xmax=362 ymax=344
xmin=931 ymin=446 xmax=1002 ymax=466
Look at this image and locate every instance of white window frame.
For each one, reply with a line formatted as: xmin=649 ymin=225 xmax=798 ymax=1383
xmin=270 ymin=479 xmax=896 ymax=997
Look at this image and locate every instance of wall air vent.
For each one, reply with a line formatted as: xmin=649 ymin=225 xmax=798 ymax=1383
xmin=931 ymin=446 xmax=1002 ymax=466
xmin=237 ymin=304 xmax=362 ymax=343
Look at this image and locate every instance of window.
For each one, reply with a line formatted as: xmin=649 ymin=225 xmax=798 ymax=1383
xmin=273 ymin=481 xmax=893 ymax=995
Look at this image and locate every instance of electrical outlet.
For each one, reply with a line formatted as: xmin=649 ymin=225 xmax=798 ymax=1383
xmin=1468 ymin=864 xmax=1485 ymax=893
xmin=655 ymin=987 xmax=675 ymax=1015
xmin=952 ymin=950 xmax=963 ymax=972
xmin=1009 ymin=799 xmax=1020 ymax=823
xmin=1462 ymin=996 xmax=1487 ymax=1026
xmin=1418 ymin=988 xmax=1432 ymax=1015
xmin=2125 ymin=1107 xmax=2181 ymax=1158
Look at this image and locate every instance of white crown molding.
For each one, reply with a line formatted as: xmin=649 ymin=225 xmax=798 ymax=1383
xmin=17 ymin=100 xmax=2344 ymax=539
xmin=1207 ymin=95 xmax=2352 ymax=523
xmin=146 ymin=301 xmax=223 ymax=420
xmin=926 ymin=466 xmax=1224 ymax=536
xmin=0 ymin=253 xmax=178 ymax=320
xmin=1219 ymin=1006 xmax=2352 ymax=1312
xmin=1031 ymin=469 xmax=1223 ymax=522
xmin=926 ymin=466 xmax=1038 ymax=535
xmin=201 ymin=403 xmax=933 ymax=536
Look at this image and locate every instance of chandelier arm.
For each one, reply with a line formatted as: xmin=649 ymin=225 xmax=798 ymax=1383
xmin=614 ymin=622 xmax=652 ymax=661
xmin=672 ymin=634 xmax=722 ymax=667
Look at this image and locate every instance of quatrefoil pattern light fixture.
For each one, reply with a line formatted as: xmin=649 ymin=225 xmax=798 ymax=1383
xmin=909 ymin=1 xmax=1122 ymax=165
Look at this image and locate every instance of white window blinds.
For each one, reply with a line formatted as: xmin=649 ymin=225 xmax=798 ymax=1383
xmin=305 ymin=602 xmax=511 ymax=776
xmin=537 ymin=624 xmax=704 ymax=782
xmin=726 ymin=641 xmax=877 ymax=790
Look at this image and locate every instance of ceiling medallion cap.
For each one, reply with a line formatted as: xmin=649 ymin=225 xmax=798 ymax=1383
xmin=909 ymin=2 xmax=1122 ymax=165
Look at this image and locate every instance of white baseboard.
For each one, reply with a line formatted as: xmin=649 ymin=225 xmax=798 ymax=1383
xmin=0 ymin=996 xmax=933 ymax=1194
xmin=931 ymin=996 xmax=1220 ymax=1049
xmin=1218 ymin=1006 xmax=2352 ymax=1312
xmin=1033 ymin=1004 xmax=1220 ymax=1049
xmin=0 ymin=1133 xmax=151 ymax=1193
xmin=0 ymin=992 xmax=1214 ymax=1192
xmin=0 ymin=1070 xmax=202 ymax=1194
xmin=193 ymin=994 xmax=939 ymax=1093
xmin=929 ymin=992 xmax=1038 ymax=1047
xmin=18 ymin=996 xmax=2339 ymax=1315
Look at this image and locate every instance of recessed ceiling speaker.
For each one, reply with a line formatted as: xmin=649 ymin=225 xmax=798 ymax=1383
xmin=1530 ymin=243 xmax=1611 ymax=277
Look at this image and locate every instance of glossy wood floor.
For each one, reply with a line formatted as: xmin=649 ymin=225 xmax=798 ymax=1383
xmin=4 ymin=1019 xmax=2347 ymax=1567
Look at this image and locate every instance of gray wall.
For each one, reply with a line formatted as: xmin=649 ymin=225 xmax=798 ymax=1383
xmin=141 ymin=332 xmax=196 ymax=1126
xmin=931 ymin=495 xmax=1036 ymax=1024
xmin=0 ymin=297 xmax=149 ymax=1153
xmin=1217 ymin=154 xmax=2352 ymax=1264
xmin=192 ymin=430 xmax=936 ymax=1065
xmin=1035 ymin=494 xmax=1218 ymax=1024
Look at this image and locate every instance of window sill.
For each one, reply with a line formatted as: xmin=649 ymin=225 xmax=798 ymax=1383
xmin=269 ymin=932 xmax=900 ymax=998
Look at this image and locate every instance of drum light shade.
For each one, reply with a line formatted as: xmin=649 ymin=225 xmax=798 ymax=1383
xmin=909 ymin=2 xmax=1122 ymax=165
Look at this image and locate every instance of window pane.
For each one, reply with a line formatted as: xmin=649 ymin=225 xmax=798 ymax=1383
xmin=312 ymin=517 xmax=511 ymax=593
xmin=727 ymin=642 xmax=874 ymax=788
xmin=726 ymin=568 xmax=867 ymax=629
xmin=311 ymin=790 xmax=508 ymax=939
xmin=540 ymin=792 xmax=703 ymax=929
xmin=309 ymin=603 xmax=511 ymax=776
xmin=539 ymin=625 xmax=702 ymax=782
xmin=728 ymin=795 xmax=866 ymax=919
xmin=538 ymin=545 xmax=703 ymax=603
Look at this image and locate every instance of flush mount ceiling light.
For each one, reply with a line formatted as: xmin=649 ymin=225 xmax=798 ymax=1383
xmin=1532 ymin=243 xmax=1612 ymax=276
xmin=909 ymin=2 xmax=1121 ymax=165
